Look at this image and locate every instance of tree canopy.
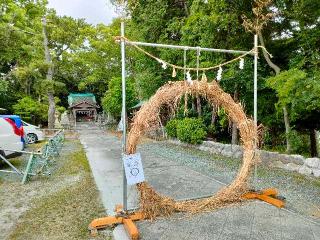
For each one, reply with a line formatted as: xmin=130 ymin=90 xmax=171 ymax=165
xmin=0 ymin=0 xmax=319 ymax=156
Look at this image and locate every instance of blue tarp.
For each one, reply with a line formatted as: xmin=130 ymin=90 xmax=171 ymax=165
xmin=0 ymin=115 xmax=25 ymax=143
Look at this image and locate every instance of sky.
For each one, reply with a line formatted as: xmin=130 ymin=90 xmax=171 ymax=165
xmin=47 ymin=0 xmax=118 ymax=25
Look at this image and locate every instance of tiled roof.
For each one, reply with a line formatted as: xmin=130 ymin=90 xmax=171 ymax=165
xmin=68 ymin=93 xmax=96 ymax=107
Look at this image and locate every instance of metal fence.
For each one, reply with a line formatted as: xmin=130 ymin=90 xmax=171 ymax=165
xmin=0 ymin=129 xmax=65 ymax=184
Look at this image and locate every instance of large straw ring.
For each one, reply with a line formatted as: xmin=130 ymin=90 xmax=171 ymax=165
xmin=126 ymin=80 xmax=257 ymax=220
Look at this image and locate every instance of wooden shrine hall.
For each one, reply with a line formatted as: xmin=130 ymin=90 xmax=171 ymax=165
xmin=68 ymin=93 xmax=99 ymax=122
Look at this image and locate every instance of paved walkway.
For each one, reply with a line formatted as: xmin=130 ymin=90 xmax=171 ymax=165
xmin=78 ymin=124 xmax=138 ymax=214
xmin=78 ymin=124 xmax=320 ymax=240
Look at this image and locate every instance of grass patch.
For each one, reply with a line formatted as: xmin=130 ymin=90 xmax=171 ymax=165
xmin=7 ymin=141 xmax=108 ymax=240
xmin=8 ymin=177 xmax=105 ymax=240
xmin=56 ymin=144 xmax=91 ymax=176
xmin=7 ymin=157 xmax=24 ymax=168
xmin=312 ymin=179 xmax=320 ymax=188
xmin=27 ymin=141 xmax=46 ymax=151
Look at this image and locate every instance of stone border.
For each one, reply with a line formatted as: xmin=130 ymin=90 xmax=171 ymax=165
xmin=168 ymin=139 xmax=320 ymax=178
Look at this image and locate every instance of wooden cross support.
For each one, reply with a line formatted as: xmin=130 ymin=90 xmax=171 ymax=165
xmin=89 ymin=204 xmax=144 ymax=240
xmin=242 ymin=188 xmax=285 ymax=208
xmin=89 ymin=189 xmax=284 ymax=239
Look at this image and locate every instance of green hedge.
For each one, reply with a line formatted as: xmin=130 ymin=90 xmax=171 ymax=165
xmin=165 ymin=119 xmax=179 ymax=138
xmin=176 ymin=118 xmax=207 ymax=144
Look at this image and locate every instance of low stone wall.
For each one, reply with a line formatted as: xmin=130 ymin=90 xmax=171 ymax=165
xmin=168 ymin=139 xmax=320 ymax=178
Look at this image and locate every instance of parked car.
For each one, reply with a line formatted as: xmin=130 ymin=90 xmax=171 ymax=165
xmin=0 ymin=115 xmax=24 ymax=158
xmin=22 ymin=121 xmax=44 ymax=144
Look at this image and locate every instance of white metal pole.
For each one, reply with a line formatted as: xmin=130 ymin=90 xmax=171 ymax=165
xmin=128 ymin=40 xmax=251 ymax=55
xmin=253 ymin=34 xmax=258 ymax=184
xmin=121 ymin=20 xmax=128 ymax=211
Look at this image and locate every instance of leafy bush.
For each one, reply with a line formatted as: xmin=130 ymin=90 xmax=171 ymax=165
xmin=288 ymin=130 xmax=310 ymax=156
xmin=13 ymin=96 xmax=48 ymax=124
xmin=176 ymin=118 xmax=207 ymax=144
xmin=165 ymin=119 xmax=179 ymax=138
xmin=0 ymin=79 xmax=8 ymax=97
xmin=207 ymin=124 xmax=218 ymax=136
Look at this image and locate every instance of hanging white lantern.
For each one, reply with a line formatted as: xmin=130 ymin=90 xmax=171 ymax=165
xmin=239 ymin=58 xmax=244 ymax=69
xmin=217 ymin=66 xmax=223 ymax=81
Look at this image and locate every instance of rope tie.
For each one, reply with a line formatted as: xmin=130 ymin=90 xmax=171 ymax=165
xmin=256 ymin=45 xmax=273 ymax=58
xmin=115 ymin=36 xmax=273 ymax=70
xmin=196 ymin=46 xmax=200 ymax=80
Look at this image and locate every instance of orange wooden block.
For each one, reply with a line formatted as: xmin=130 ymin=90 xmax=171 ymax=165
xmin=89 ymin=216 xmax=123 ymax=229
xmin=129 ymin=212 xmax=145 ymax=221
xmin=242 ymin=188 xmax=285 ymax=208
xmin=256 ymin=194 xmax=285 ymax=208
xmin=261 ymin=188 xmax=278 ymax=197
xmin=123 ymin=218 xmax=140 ymax=240
xmin=243 ymin=192 xmax=258 ymax=199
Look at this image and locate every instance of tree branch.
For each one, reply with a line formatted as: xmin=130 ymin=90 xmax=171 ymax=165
xmin=258 ymin=32 xmax=280 ymax=74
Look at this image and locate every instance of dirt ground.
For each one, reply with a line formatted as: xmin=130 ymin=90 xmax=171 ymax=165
xmin=0 ymin=140 xmax=111 ymax=240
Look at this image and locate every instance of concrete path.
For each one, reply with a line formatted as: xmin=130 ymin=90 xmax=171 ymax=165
xmin=78 ymin=124 xmax=320 ymax=240
xmin=78 ymin=123 xmax=138 ymax=214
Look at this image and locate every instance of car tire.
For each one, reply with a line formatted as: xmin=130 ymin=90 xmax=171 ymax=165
xmin=27 ymin=133 xmax=38 ymax=144
xmin=0 ymin=150 xmax=5 ymax=165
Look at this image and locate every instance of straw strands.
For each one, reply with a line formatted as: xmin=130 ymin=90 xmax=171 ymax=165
xmin=126 ymin=80 xmax=258 ymax=220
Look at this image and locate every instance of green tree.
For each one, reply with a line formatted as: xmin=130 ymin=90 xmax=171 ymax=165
xmin=13 ymin=96 xmax=48 ymax=124
xmin=102 ymin=77 xmax=138 ymax=119
xmin=77 ymin=20 xmax=122 ymax=100
xmin=267 ymin=69 xmax=320 ymax=156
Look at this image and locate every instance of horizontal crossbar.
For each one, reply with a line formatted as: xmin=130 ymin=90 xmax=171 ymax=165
xmin=0 ymin=170 xmax=21 ymax=174
xmin=128 ymin=40 xmax=252 ymax=55
xmin=0 ymin=149 xmax=42 ymax=155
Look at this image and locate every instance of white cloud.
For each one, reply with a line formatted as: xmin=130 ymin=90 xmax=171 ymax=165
xmin=47 ymin=0 xmax=118 ymax=25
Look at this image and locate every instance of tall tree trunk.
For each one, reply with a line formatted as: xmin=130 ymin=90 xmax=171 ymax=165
xmin=42 ymin=16 xmax=55 ymax=129
xmin=316 ymin=131 xmax=320 ymax=157
xmin=196 ymin=94 xmax=201 ymax=116
xmin=24 ymin=81 xmax=28 ymax=95
xmin=310 ymin=129 xmax=318 ymax=157
xmin=182 ymin=0 xmax=189 ymax=16
xmin=258 ymin=33 xmax=291 ymax=153
xmin=48 ymin=92 xmax=55 ymax=128
xmin=231 ymin=88 xmax=239 ymax=145
xmin=191 ymin=97 xmax=195 ymax=112
xmin=283 ymin=107 xmax=291 ymax=152
xmin=211 ymin=105 xmax=216 ymax=125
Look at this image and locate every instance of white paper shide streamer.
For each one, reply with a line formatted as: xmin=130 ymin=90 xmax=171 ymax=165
xmin=186 ymin=71 xmax=193 ymax=85
xmin=157 ymin=59 xmax=167 ymax=69
xmin=217 ymin=66 xmax=223 ymax=81
xmin=239 ymin=58 xmax=244 ymax=69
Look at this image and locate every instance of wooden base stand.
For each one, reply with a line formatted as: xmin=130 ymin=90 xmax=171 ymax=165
xmin=243 ymin=188 xmax=285 ymax=208
xmin=89 ymin=205 xmax=144 ymax=240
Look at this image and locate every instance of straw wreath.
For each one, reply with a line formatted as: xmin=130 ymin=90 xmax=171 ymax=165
xmin=126 ymin=80 xmax=257 ymax=220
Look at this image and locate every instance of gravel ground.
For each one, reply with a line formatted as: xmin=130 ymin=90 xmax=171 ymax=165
xmin=0 ymin=140 xmax=110 ymax=240
xmin=138 ymin=140 xmax=320 ymax=222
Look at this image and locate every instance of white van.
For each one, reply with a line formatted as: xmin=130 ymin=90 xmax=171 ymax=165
xmin=0 ymin=117 xmax=24 ymax=158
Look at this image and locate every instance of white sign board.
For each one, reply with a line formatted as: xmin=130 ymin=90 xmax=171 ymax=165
xmin=123 ymin=153 xmax=145 ymax=185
